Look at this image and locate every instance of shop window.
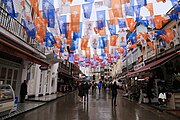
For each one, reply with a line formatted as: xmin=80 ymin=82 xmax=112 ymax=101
xmin=0 ymin=68 xmax=6 ymax=79
xmin=7 ymin=69 xmax=12 ymax=79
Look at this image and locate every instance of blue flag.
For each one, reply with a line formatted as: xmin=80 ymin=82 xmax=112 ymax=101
xmin=99 ymin=36 xmax=107 ymax=49
xmin=169 ymin=14 xmax=179 ymax=20
xmin=174 ymin=4 xmax=180 ymax=13
xmin=58 ymin=15 xmax=67 ymax=34
xmin=69 ymin=53 xmax=74 ymax=63
xmin=137 ymin=0 xmax=147 ymax=7
xmin=44 ymin=31 xmax=56 ymax=47
xmin=60 ymin=46 xmax=64 ymax=53
xmin=73 ymin=22 xmax=83 ymax=40
xmin=125 ymin=3 xmax=134 ymax=17
xmin=53 ymin=50 xmax=57 ymax=57
xmin=128 ymin=32 xmax=137 ymax=45
xmin=2 ymin=0 xmax=18 ymax=18
xmin=170 ymin=0 xmax=178 ymax=6
xmin=82 ymin=3 xmax=93 ymax=19
xmin=96 ymin=10 xmax=106 ymax=29
xmin=146 ymin=16 xmax=155 ymax=29
xmin=42 ymin=0 xmax=55 ymax=28
xmin=22 ymin=17 xmax=36 ymax=39
xmin=70 ymin=40 xmax=76 ymax=52
xmin=107 ymin=21 xmax=116 ymax=35
xmin=118 ymin=19 xmax=126 ymax=28
xmin=133 ymin=5 xmax=141 ymax=21
xmin=160 ymin=39 xmax=166 ymax=48
xmin=84 ymin=0 xmax=94 ymax=2
xmin=154 ymin=30 xmax=166 ymax=38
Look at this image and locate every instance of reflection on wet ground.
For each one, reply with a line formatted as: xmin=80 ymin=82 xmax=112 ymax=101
xmin=10 ymin=89 xmax=179 ymax=120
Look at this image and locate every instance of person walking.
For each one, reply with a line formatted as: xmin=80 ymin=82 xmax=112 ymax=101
xmin=111 ymin=81 xmax=119 ymax=106
xmin=78 ymin=83 xmax=84 ymax=103
xmin=97 ymin=81 xmax=102 ymax=94
xmin=82 ymin=82 xmax=90 ymax=103
xmin=20 ymin=80 xmax=28 ymax=103
xmin=91 ymin=81 xmax=95 ymax=95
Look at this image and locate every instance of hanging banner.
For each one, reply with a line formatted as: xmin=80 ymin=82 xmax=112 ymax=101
xmin=2 ymin=0 xmax=18 ymax=18
xmin=42 ymin=0 xmax=55 ymax=28
xmin=110 ymin=35 xmax=117 ymax=46
xmin=96 ymin=10 xmax=106 ymax=29
xmin=99 ymin=36 xmax=108 ymax=49
xmin=82 ymin=3 xmax=93 ymax=19
xmin=81 ymin=36 xmax=89 ymax=50
xmin=91 ymin=35 xmax=98 ymax=50
xmin=107 ymin=21 xmax=116 ymax=35
xmin=71 ymin=5 xmax=81 ymax=32
xmin=119 ymin=32 xmax=127 ymax=47
xmin=125 ymin=3 xmax=134 ymax=17
xmin=118 ymin=18 xmax=126 ymax=28
xmin=58 ymin=15 xmax=67 ymax=34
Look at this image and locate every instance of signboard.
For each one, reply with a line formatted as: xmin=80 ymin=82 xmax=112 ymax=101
xmin=39 ymin=66 xmax=48 ymax=71
xmin=134 ymin=62 xmax=145 ymax=71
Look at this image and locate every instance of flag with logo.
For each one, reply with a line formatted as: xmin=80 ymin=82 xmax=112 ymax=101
xmin=128 ymin=32 xmax=137 ymax=48
xmin=154 ymin=15 xmax=164 ymax=29
xmin=58 ymin=15 xmax=67 ymax=34
xmin=119 ymin=32 xmax=127 ymax=47
xmin=44 ymin=31 xmax=56 ymax=47
xmin=82 ymin=3 xmax=93 ymax=19
xmin=99 ymin=36 xmax=108 ymax=49
xmin=2 ymin=0 xmax=18 ymax=18
xmin=71 ymin=5 xmax=81 ymax=32
xmin=146 ymin=3 xmax=154 ymax=16
xmin=96 ymin=10 xmax=106 ymax=29
xmin=110 ymin=35 xmax=117 ymax=46
xmin=22 ymin=12 xmax=36 ymax=39
xmin=81 ymin=36 xmax=89 ymax=50
xmin=125 ymin=3 xmax=134 ymax=17
xmin=126 ymin=18 xmax=136 ymax=32
xmin=107 ymin=21 xmax=116 ymax=35
xmin=30 ymin=0 xmax=40 ymax=16
xmin=91 ymin=35 xmax=98 ymax=50
xmin=118 ymin=18 xmax=126 ymax=28
xmin=73 ymin=22 xmax=83 ymax=40
xmin=133 ymin=5 xmax=141 ymax=21
xmin=111 ymin=0 xmax=123 ymax=18
xmin=42 ymin=0 xmax=55 ymax=28
xmin=66 ymin=23 xmax=72 ymax=45
xmin=108 ymin=9 xmax=117 ymax=25
xmin=170 ymin=0 xmax=179 ymax=6
xmin=34 ymin=17 xmax=47 ymax=43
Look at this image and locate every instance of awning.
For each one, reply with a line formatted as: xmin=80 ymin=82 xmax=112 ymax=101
xmin=0 ymin=41 xmax=49 ymax=67
xmin=127 ymin=52 xmax=178 ymax=77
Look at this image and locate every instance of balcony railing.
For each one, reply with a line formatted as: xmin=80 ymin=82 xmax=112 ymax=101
xmin=0 ymin=6 xmax=45 ymax=54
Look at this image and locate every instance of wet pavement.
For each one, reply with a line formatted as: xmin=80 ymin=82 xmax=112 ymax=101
xmin=9 ymin=90 xmax=179 ymax=120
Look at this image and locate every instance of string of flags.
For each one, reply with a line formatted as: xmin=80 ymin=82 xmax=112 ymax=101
xmin=2 ymin=0 xmax=180 ymax=68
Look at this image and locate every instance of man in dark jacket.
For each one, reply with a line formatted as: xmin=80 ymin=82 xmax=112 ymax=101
xmin=20 ymin=80 xmax=27 ymax=103
xmin=111 ymin=81 xmax=119 ymax=106
xmin=82 ymin=82 xmax=90 ymax=103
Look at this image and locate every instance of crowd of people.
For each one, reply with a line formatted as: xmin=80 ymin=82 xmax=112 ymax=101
xmin=78 ymin=79 xmax=120 ymax=107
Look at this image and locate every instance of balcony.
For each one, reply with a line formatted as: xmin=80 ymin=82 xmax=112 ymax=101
xmin=0 ymin=6 xmax=46 ymax=58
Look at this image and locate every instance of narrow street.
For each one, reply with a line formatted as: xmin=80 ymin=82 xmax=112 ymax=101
xmin=9 ymin=90 xmax=179 ymax=120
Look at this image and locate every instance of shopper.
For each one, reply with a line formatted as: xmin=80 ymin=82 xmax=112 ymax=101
xmin=91 ymin=81 xmax=95 ymax=95
xmin=97 ymin=81 xmax=102 ymax=94
xmin=20 ymin=80 xmax=28 ymax=103
xmin=78 ymin=83 xmax=84 ymax=103
xmin=82 ymin=82 xmax=90 ymax=103
xmin=111 ymin=81 xmax=119 ymax=106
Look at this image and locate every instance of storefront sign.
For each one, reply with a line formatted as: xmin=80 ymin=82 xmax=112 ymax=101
xmin=134 ymin=62 xmax=145 ymax=71
xmin=39 ymin=66 xmax=48 ymax=71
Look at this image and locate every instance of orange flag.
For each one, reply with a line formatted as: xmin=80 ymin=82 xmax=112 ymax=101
xmin=126 ymin=18 xmax=136 ymax=32
xmin=81 ymin=36 xmax=89 ymax=50
xmin=112 ymin=0 xmax=123 ymax=18
xmin=104 ymin=41 xmax=109 ymax=54
xmin=120 ymin=0 xmax=130 ymax=4
xmin=99 ymin=27 xmax=106 ymax=36
xmin=146 ymin=3 xmax=154 ymax=16
xmin=116 ymin=46 xmax=124 ymax=53
xmin=154 ymin=15 xmax=164 ymax=29
xmin=108 ymin=9 xmax=118 ymax=25
xmin=54 ymin=36 xmax=61 ymax=48
xmin=71 ymin=5 xmax=81 ymax=32
xmin=110 ymin=35 xmax=117 ymax=46
xmin=34 ymin=17 xmax=47 ymax=43
xmin=147 ymin=41 xmax=155 ymax=50
xmin=165 ymin=29 xmax=174 ymax=41
xmin=85 ymin=47 xmax=91 ymax=58
xmin=66 ymin=23 xmax=72 ymax=45
xmin=30 ymin=0 xmax=41 ymax=16
xmin=156 ymin=0 xmax=166 ymax=3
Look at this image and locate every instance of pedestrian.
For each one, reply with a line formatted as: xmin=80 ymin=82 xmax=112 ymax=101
xmin=20 ymin=80 xmax=28 ymax=103
xmin=82 ymin=82 xmax=90 ymax=103
xmin=78 ymin=83 xmax=84 ymax=103
xmin=111 ymin=81 xmax=119 ymax=106
xmin=97 ymin=81 xmax=102 ymax=94
xmin=91 ymin=81 xmax=95 ymax=95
